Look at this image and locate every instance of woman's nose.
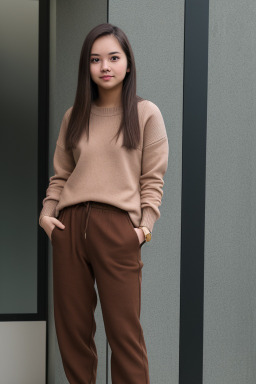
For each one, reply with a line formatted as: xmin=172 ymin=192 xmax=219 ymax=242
xmin=101 ymin=60 xmax=110 ymax=71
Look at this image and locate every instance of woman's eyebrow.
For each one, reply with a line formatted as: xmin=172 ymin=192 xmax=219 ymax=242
xmin=90 ymin=51 xmax=121 ymax=56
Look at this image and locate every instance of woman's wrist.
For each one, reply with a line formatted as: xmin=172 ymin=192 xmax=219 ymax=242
xmin=135 ymin=227 xmax=145 ymax=244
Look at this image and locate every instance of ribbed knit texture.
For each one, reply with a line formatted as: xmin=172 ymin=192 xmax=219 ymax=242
xmin=39 ymin=99 xmax=169 ymax=233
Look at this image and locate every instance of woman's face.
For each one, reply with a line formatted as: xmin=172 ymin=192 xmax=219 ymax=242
xmin=90 ymin=34 xmax=130 ymax=93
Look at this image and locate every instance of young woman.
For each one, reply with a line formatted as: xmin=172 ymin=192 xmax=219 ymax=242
xmin=39 ymin=23 xmax=169 ymax=384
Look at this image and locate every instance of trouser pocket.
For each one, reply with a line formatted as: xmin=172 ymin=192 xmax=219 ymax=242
xmin=125 ymin=213 xmax=146 ymax=249
xmin=51 ymin=208 xmax=65 ymax=244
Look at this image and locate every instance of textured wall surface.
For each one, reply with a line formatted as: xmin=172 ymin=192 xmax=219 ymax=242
xmin=50 ymin=1 xmax=107 ymax=383
xmin=203 ymin=0 xmax=256 ymax=383
xmin=0 ymin=322 xmax=46 ymax=384
xmin=108 ymin=1 xmax=183 ymax=383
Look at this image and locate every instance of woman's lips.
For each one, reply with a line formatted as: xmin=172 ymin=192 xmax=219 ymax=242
xmin=101 ymin=76 xmax=113 ymax=80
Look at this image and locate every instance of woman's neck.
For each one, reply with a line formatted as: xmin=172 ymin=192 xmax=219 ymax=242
xmin=95 ymin=90 xmax=122 ymax=108
xmin=94 ymin=102 xmax=122 ymax=108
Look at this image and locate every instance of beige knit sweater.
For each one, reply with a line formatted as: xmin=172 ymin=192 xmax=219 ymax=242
xmin=39 ymin=99 xmax=169 ymax=233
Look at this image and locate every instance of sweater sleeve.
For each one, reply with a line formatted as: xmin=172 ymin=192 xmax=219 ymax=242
xmin=139 ymin=102 xmax=169 ymax=233
xmin=39 ymin=109 xmax=76 ymax=226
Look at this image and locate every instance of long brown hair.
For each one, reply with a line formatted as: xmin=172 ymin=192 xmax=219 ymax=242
xmin=65 ymin=23 xmax=144 ymax=151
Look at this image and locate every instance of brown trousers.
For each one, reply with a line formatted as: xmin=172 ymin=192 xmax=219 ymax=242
xmin=51 ymin=201 xmax=149 ymax=384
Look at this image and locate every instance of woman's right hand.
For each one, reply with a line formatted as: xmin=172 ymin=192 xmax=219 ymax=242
xmin=40 ymin=216 xmax=65 ymax=242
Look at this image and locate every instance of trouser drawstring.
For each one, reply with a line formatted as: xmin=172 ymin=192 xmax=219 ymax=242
xmin=83 ymin=201 xmax=91 ymax=239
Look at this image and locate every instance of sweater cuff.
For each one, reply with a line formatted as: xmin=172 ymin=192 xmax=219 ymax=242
xmin=139 ymin=207 xmax=158 ymax=233
xmin=39 ymin=199 xmax=58 ymax=227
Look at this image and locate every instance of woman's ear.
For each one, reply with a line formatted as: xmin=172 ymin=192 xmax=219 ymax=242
xmin=127 ymin=67 xmax=130 ymax=72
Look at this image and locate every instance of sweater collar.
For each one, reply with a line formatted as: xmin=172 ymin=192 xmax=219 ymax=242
xmin=91 ymin=102 xmax=123 ymax=116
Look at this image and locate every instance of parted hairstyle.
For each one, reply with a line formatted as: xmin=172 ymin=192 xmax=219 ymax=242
xmin=65 ymin=23 xmax=144 ymax=151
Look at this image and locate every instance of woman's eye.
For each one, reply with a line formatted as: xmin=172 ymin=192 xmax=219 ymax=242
xmin=90 ymin=56 xmax=119 ymax=63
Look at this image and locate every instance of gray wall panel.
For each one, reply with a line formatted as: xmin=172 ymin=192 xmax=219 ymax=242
xmin=204 ymin=0 xmax=256 ymax=383
xmin=0 ymin=322 xmax=46 ymax=384
xmin=0 ymin=0 xmax=38 ymax=315
xmin=109 ymin=1 xmax=184 ymax=383
xmin=51 ymin=2 xmax=107 ymax=383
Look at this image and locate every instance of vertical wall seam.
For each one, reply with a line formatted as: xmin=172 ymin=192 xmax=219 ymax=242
xmin=179 ymin=0 xmax=209 ymax=383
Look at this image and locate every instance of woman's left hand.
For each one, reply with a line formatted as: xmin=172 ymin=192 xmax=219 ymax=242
xmin=134 ymin=228 xmax=145 ymax=245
